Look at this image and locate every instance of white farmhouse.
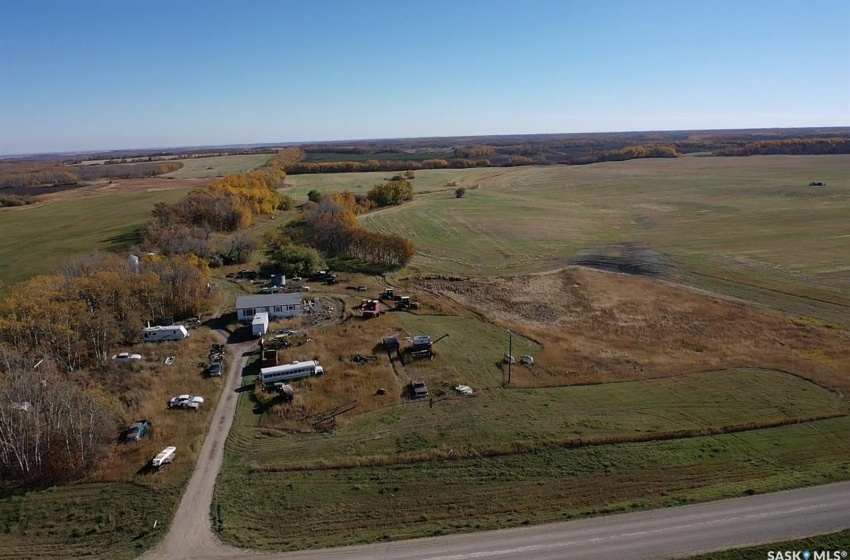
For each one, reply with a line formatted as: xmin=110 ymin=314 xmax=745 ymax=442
xmin=236 ymin=293 xmax=302 ymax=322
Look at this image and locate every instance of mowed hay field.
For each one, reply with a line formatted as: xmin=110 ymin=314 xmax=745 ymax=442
xmin=282 ymin=167 xmax=512 ymax=200
xmin=163 ymin=153 xmax=271 ymax=178
xmin=0 ymin=188 xmax=190 ymax=289
xmin=0 ymin=329 xmax=227 ymax=560
xmin=215 ymin=266 xmax=850 ymax=550
xmin=361 ymin=155 xmax=850 ymax=326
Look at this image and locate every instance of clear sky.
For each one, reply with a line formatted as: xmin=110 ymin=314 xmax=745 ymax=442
xmin=1 ymin=0 xmax=848 ymax=154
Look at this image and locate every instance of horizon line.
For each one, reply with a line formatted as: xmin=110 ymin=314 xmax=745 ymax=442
xmin=3 ymin=124 xmax=849 ymax=159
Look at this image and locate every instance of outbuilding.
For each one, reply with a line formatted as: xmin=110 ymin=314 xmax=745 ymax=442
xmin=252 ymin=312 xmax=269 ymax=337
xmin=236 ymin=293 xmax=302 ymax=322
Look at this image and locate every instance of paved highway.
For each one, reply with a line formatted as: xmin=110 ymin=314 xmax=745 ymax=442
xmin=141 ymin=334 xmax=850 ymax=560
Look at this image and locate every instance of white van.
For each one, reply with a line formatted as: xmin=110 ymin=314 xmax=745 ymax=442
xmin=142 ymin=325 xmax=190 ymax=342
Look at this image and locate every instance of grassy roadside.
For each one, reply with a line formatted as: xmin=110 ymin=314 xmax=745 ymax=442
xmin=216 ymin=417 xmax=850 ymax=551
xmin=688 ymin=530 xmax=850 ymax=559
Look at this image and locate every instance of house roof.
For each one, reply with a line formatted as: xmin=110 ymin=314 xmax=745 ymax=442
xmin=236 ymin=293 xmax=302 ymax=310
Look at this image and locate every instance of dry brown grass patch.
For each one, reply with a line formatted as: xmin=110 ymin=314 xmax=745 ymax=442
xmin=416 ymin=268 xmax=850 ymax=395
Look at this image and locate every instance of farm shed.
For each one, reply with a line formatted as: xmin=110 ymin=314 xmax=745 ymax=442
xmin=252 ymin=312 xmax=269 ymax=337
xmin=236 ymin=293 xmax=302 ymax=322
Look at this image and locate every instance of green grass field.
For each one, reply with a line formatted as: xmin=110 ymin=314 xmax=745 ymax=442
xmin=0 ymin=188 xmax=190 ymax=289
xmin=282 ymin=167 xmax=511 ymax=200
xmin=228 ymin=368 xmax=848 ymax=468
xmin=163 ymin=154 xmax=271 ymax=178
xmin=358 ymin=155 xmax=850 ymax=326
xmin=0 ymin=481 xmax=184 ymax=560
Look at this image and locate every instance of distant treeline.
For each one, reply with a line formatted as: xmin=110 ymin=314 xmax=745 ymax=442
xmin=276 ymin=145 xmax=678 ymax=174
xmin=8 ymin=128 xmax=850 ymax=184
xmin=280 ymin=128 xmax=850 ymax=172
xmin=283 ymin=158 xmax=494 ymax=174
xmin=0 ymin=161 xmax=183 ymax=189
xmin=569 ymin=144 xmax=679 ymax=165
xmin=713 ymin=138 xmax=850 ymax=157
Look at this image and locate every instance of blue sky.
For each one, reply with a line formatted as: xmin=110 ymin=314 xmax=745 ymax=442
xmin=1 ymin=0 xmax=848 ymax=154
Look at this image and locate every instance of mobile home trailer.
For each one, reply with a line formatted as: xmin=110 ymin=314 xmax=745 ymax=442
xmin=142 ymin=325 xmax=190 ymax=342
xmin=260 ymin=360 xmax=324 ymax=385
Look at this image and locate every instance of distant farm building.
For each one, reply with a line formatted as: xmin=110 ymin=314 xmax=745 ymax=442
xmin=236 ymin=293 xmax=302 ymax=322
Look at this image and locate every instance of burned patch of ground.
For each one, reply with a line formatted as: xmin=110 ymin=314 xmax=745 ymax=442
xmin=567 ymin=243 xmax=672 ymax=277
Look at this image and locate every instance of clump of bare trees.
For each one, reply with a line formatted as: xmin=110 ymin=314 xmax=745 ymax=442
xmin=0 ymin=363 xmax=116 ymax=485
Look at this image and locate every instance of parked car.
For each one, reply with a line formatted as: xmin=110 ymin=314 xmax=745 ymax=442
xmin=124 ymin=419 xmax=150 ymax=442
xmin=208 ymin=360 xmax=224 ymax=377
xmin=356 ymin=285 xmax=367 ymax=292
xmin=112 ymin=352 xmax=142 ymax=362
xmin=410 ymin=380 xmax=429 ymax=400
xmin=260 ymin=285 xmax=282 ymax=294
xmin=167 ymin=395 xmax=204 ymax=410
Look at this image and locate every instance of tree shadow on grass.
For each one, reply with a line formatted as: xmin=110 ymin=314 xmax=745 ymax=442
xmin=240 ymin=356 xmax=260 ymax=379
xmin=324 ymin=256 xmax=402 ymax=275
xmin=103 ymin=228 xmax=142 ymax=251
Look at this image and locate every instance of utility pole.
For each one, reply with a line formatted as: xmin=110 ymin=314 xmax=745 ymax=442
xmin=507 ymin=329 xmax=513 ymax=386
